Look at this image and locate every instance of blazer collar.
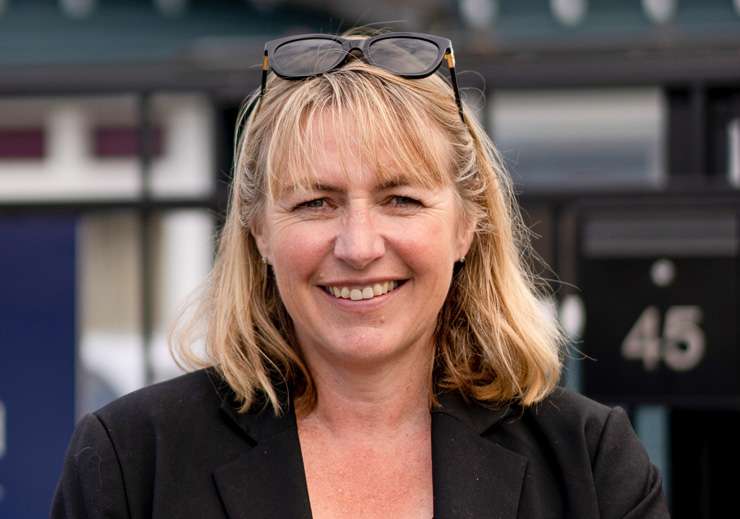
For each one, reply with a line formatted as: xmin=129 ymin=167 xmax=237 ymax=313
xmin=212 ymin=373 xmax=312 ymax=519
xmin=431 ymin=392 xmax=527 ymax=518
xmin=211 ymin=376 xmax=526 ymax=519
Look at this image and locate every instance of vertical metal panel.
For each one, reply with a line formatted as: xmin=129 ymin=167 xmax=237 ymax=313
xmin=138 ymin=93 xmax=154 ymax=385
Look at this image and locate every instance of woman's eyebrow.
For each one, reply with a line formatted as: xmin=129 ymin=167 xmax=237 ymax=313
xmin=376 ymin=177 xmax=412 ymax=190
xmin=282 ymin=177 xmax=416 ymax=195
xmin=282 ymin=182 xmax=344 ymax=195
xmin=309 ymin=182 xmax=344 ymax=193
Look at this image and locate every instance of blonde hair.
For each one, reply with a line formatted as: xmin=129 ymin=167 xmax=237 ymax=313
xmin=171 ymin=47 xmax=563 ymax=415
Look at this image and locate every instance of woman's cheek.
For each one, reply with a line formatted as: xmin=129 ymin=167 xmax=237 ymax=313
xmin=392 ymin=219 xmax=456 ymax=265
xmin=273 ymin=225 xmax=330 ymax=278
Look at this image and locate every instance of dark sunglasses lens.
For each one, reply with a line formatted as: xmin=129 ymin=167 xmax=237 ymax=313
xmin=272 ymin=38 xmax=345 ymax=76
xmin=368 ymin=38 xmax=440 ymax=75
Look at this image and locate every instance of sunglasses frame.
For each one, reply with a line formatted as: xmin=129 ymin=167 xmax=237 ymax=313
xmin=259 ymin=32 xmax=464 ymax=121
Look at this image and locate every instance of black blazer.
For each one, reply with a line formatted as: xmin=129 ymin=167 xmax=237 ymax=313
xmin=52 ymin=369 xmax=670 ymax=518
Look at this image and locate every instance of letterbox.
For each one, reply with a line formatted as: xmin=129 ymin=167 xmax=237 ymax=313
xmin=579 ymin=203 xmax=739 ymax=406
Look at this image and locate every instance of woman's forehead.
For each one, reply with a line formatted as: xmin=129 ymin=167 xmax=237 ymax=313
xmin=270 ymin=151 xmax=447 ymax=198
xmin=267 ymin=109 xmax=452 ymax=197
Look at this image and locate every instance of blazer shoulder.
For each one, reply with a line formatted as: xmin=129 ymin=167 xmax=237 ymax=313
xmin=532 ymin=390 xmax=670 ymax=518
xmin=510 ymin=387 xmax=619 ymax=462
xmin=528 ymin=387 xmax=613 ymax=429
xmin=55 ymin=372 xmax=261 ymax=517
xmin=535 ymin=386 xmax=611 ymax=414
xmin=501 ymin=389 xmax=670 ymax=517
xmin=94 ymin=368 xmax=226 ymax=429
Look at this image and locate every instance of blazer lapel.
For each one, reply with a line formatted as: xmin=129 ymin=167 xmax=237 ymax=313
xmin=432 ymin=392 xmax=527 ymax=519
xmin=211 ymin=382 xmax=312 ymax=519
xmin=208 ymin=371 xmax=526 ymax=519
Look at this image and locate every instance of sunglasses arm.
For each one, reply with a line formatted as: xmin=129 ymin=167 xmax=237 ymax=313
xmin=445 ymin=51 xmax=465 ymax=123
xmin=260 ymin=51 xmax=271 ymax=98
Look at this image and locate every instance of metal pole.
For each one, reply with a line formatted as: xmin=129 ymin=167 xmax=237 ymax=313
xmin=138 ymin=92 xmax=155 ymax=386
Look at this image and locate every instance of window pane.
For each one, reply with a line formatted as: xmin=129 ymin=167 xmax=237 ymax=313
xmin=77 ymin=211 xmax=144 ymax=415
xmin=491 ymin=88 xmax=665 ymax=190
xmin=0 ymin=96 xmax=142 ymax=201
xmin=150 ymin=94 xmax=215 ymax=199
xmin=76 ymin=209 xmax=214 ymax=416
xmin=149 ymin=209 xmax=214 ymax=382
xmin=0 ymin=94 xmax=215 ymax=201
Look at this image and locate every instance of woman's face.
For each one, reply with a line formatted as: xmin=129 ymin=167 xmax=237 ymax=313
xmin=254 ymin=124 xmax=474 ymax=371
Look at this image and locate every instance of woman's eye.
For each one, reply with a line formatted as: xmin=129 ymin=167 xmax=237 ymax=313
xmin=295 ymin=198 xmax=328 ymax=210
xmin=389 ymin=195 xmax=422 ymax=208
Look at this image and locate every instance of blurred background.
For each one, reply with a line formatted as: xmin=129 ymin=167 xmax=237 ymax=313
xmin=0 ymin=0 xmax=738 ymax=517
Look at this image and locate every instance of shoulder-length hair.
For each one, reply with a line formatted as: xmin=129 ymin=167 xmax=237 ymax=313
xmin=171 ymin=51 xmax=563 ymax=415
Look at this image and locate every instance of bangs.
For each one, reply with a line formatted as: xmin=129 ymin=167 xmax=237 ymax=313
xmin=263 ymin=69 xmax=454 ymax=198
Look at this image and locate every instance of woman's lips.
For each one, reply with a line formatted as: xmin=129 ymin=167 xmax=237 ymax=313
xmin=320 ymin=279 xmax=407 ymax=301
xmin=324 ymin=280 xmax=396 ymax=301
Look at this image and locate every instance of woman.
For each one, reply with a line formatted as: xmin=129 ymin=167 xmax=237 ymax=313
xmin=53 ymin=31 xmax=670 ymax=518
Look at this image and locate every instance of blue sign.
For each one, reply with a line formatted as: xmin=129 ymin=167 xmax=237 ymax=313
xmin=0 ymin=215 xmax=77 ymax=518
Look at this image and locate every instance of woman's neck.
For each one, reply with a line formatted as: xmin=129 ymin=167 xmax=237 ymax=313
xmin=297 ymin=342 xmax=433 ymax=438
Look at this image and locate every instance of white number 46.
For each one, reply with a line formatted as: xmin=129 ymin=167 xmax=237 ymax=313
xmin=621 ymin=306 xmax=705 ymax=371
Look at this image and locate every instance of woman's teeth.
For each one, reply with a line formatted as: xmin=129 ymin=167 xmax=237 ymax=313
xmin=325 ymin=281 xmax=399 ymax=301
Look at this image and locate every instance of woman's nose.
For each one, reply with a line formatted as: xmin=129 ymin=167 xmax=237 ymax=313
xmin=333 ymin=209 xmax=385 ymax=270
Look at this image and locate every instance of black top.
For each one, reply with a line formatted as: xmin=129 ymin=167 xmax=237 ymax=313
xmin=52 ymin=368 xmax=670 ymax=518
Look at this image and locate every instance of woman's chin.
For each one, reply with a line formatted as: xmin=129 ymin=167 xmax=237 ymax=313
xmin=306 ymin=330 xmax=418 ymax=369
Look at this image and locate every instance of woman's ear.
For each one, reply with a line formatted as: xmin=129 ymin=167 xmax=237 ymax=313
xmin=456 ymin=212 xmax=477 ymax=261
xmin=251 ymin=219 xmax=270 ymax=263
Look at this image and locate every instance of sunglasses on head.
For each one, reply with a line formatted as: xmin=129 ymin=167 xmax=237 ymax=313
xmin=257 ymin=32 xmax=465 ymax=122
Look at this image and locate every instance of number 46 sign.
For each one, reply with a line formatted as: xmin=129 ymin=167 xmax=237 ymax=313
xmin=622 ymin=306 xmax=705 ymax=372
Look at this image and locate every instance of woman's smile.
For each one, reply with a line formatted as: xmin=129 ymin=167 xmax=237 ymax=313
xmin=316 ymin=278 xmax=409 ymax=314
xmin=321 ymin=279 xmax=403 ymax=301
